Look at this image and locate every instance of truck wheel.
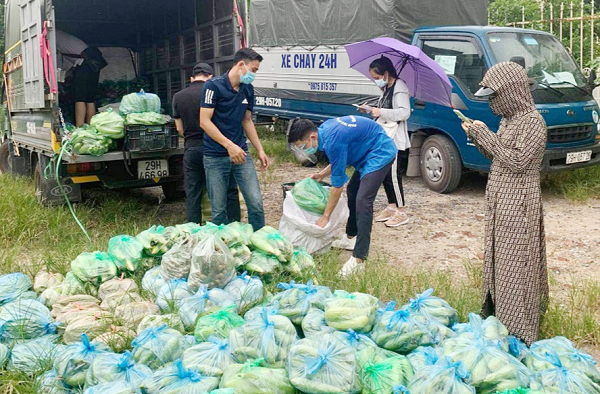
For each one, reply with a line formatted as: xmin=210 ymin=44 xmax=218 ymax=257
xmin=33 ymin=161 xmax=48 ymax=205
xmin=0 ymin=139 xmax=11 ymax=174
xmin=162 ymin=182 xmax=185 ymax=201
xmin=420 ymin=134 xmax=462 ymax=194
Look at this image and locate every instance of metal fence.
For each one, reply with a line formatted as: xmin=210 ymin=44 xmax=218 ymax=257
xmin=504 ymin=1 xmax=600 ymax=72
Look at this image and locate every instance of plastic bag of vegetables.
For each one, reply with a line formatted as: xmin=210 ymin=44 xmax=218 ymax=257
xmin=125 ymin=112 xmax=166 ymax=126
xmin=137 ymin=314 xmax=185 ymax=335
xmin=160 ymin=236 xmax=197 ymax=281
xmin=452 ymin=313 xmax=509 ymax=352
xmin=36 ymin=369 xmax=72 ymax=394
xmin=131 ymin=325 xmax=188 ymax=369
xmin=156 ymin=279 xmax=194 ymax=312
xmin=91 ymin=325 xmax=136 ymax=353
xmin=244 ymin=250 xmax=281 ymax=275
xmin=98 ymin=277 xmax=139 ymax=301
xmin=371 ymin=306 xmax=450 ymax=354
xmin=8 ymin=336 xmax=64 ymax=375
xmin=201 ymin=222 xmax=246 ymax=247
xmin=0 ymin=299 xmax=57 ymax=341
xmin=224 ymin=272 xmax=264 ymax=311
xmin=229 ymin=308 xmax=297 ymax=367
xmin=324 ymin=290 xmax=379 ymax=333
xmin=288 ymin=333 xmax=359 ymax=394
xmin=408 ymin=357 xmax=476 ymax=394
xmin=271 ymin=280 xmax=332 ymax=324
xmin=285 ymin=247 xmax=316 ymax=275
xmin=140 ymin=359 xmax=219 ymax=393
xmin=51 ymin=294 xmax=100 ymax=318
xmin=190 ymin=233 xmax=236 ymax=291
xmin=83 ymin=381 xmax=141 ymax=394
xmin=100 ymin=290 xmax=143 ymax=311
xmin=302 ymin=308 xmax=336 ymax=340
xmin=333 ymin=328 xmax=378 ymax=352
xmin=406 ymin=288 xmax=458 ymax=327
xmin=34 ymin=271 xmax=64 ymax=293
xmin=54 ymin=333 xmax=111 ymax=388
xmin=194 ymin=305 xmax=245 ymax=342
xmin=508 ymin=335 xmax=529 ymax=362
xmin=250 ymin=226 xmax=294 ymax=263
xmin=119 ymin=89 xmax=161 ymax=114
xmin=71 ymin=251 xmax=118 ymax=284
xmin=357 ymin=346 xmax=414 ymax=394
xmin=182 ymin=336 xmax=236 ymax=376
xmin=407 ymin=346 xmax=441 ymax=374
xmin=115 ymin=301 xmax=160 ymax=329
xmin=0 ymin=272 xmax=33 ymax=305
xmin=70 ymin=125 xmax=113 ymax=156
xmin=86 ymin=351 xmax=152 ymax=387
xmin=220 ymin=359 xmax=295 ymax=394
xmin=178 ymin=285 xmax=236 ymax=330
xmin=525 ymin=336 xmax=600 ymax=384
xmin=226 ymin=221 xmax=254 ymax=244
xmin=529 ymin=349 xmax=600 ymax=394
xmin=292 ymin=178 xmax=330 ymax=215
xmin=90 ymin=108 xmax=125 ymax=139
xmin=107 ymin=235 xmax=145 ymax=272
xmin=136 ymin=225 xmax=174 ymax=256
xmin=442 ymin=334 xmax=530 ymax=393
xmin=141 ymin=267 xmax=167 ymax=298
xmin=63 ymin=312 xmax=113 ymax=344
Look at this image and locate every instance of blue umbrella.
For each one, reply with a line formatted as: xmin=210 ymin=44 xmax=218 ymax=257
xmin=345 ymin=37 xmax=453 ymax=107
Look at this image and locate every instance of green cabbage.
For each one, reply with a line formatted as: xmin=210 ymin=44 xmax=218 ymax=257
xmin=90 ymin=108 xmax=125 ymax=139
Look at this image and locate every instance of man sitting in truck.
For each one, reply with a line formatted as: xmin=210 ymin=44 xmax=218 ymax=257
xmin=288 ymin=116 xmax=397 ymax=276
xmin=200 ymin=49 xmax=270 ymax=231
xmin=56 ymin=30 xmax=107 ymax=126
xmin=172 ymin=63 xmax=240 ymax=224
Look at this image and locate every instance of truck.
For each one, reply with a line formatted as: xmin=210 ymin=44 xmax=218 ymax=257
xmin=249 ymin=0 xmax=600 ymax=193
xmin=1 ymin=0 xmax=246 ymax=204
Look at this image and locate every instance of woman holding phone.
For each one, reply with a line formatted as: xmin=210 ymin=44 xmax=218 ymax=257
xmin=363 ymin=56 xmax=411 ymax=227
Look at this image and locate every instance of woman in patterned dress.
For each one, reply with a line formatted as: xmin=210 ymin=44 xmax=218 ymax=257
xmin=461 ymin=62 xmax=548 ymax=345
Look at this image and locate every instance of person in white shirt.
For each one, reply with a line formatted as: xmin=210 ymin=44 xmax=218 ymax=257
xmin=56 ymin=30 xmax=105 ymax=126
xmin=363 ymin=56 xmax=411 ymax=227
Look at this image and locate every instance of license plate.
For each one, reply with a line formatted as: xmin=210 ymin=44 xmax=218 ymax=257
xmin=566 ymin=150 xmax=592 ymax=164
xmin=137 ymin=160 xmax=169 ymax=179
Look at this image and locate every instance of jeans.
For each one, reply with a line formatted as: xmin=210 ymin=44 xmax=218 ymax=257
xmin=184 ymin=146 xmax=240 ymax=224
xmin=346 ymin=161 xmax=393 ymax=260
xmin=204 ymin=154 xmax=265 ymax=231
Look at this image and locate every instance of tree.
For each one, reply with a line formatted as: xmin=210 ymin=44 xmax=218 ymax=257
xmin=489 ymin=0 xmax=539 ymax=26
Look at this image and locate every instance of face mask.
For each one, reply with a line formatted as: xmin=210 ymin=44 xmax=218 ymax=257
xmin=240 ymin=64 xmax=256 ymax=85
xmin=300 ymin=139 xmax=318 ymax=155
xmin=374 ymin=77 xmax=388 ymax=88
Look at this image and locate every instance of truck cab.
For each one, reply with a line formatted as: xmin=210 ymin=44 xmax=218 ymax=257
xmin=410 ymin=26 xmax=600 ymax=192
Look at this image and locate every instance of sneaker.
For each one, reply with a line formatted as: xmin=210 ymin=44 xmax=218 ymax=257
xmin=332 ymin=234 xmax=356 ymax=251
xmin=375 ymin=207 xmax=396 ymax=222
xmin=385 ymin=211 xmax=409 ymax=227
xmin=338 ymin=256 xmax=364 ymax=277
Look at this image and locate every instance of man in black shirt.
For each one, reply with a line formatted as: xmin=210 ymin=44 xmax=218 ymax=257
xmin=173 ymin=63 xmax=240 ymax=223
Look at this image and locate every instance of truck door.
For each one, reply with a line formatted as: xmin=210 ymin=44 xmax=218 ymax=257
xmin=19 ymin=0 xmax=45 ymax=109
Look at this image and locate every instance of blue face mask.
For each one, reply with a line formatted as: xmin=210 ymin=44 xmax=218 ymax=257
xmin=299 ymin=139 xmax=318 ymax=155
xmin=240 ymin=64 xmax=256 ymax=85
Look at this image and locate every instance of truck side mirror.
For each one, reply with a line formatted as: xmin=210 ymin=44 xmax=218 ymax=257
xmin=588 ymin=69 xmax=598 ymax=88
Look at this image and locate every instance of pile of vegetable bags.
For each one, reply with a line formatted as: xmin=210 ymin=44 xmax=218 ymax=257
xmin=119 ymin=89 xmax=168 ymax=126
xmin=1 ymin=220 xmax=599 ymax=394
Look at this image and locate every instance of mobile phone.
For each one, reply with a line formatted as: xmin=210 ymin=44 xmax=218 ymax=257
xmin=453 ymin=109 xmax=473 ymax=124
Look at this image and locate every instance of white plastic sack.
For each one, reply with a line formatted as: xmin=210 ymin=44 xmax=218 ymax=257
xmin=279 ymin=191 xmax=349 ymax=254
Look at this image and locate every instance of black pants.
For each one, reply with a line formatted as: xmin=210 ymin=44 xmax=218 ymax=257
xmin=183 ymin=145 xmax=240 ymax=224
xmin=346 ymin=161 xmax=393 ymax=260
xmin=382 ymin=150 xmax=407 ymax=207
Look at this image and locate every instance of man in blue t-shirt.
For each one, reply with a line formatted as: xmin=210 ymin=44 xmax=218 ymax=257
xmin=288 ymin=116 xmax=397 ymax=276
xmin=200 ymin=48 xmax=269 ymax=231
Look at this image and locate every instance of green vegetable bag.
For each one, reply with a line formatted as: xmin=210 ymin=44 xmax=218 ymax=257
xmin=70 ymin=251 xmax=118 ymax=284
xmin=107 ymin=235 xmax=144 ymax=272
xmin=324 ymin=290 xmax=378 ymax=333
xmin=90 ymin=108 xmax=125 ymax=139
xmin=125 ymin=112 xmax=166 ymax=125
xmin=250 ymin=226 xmax=294 ymax=263
xmin=181 ymin=336 xmax=236 ymax=377
xmin=119 ymin=89 xmax=161 ymax=114
xmin=406 ymin=288 xmax=458 ymax=327
xmin=131 ymin=325 xmax=189 ymax=369
xmin=194 ymin=305 xmax=245 ymax=342
xmin=70 ymin=125 xmax=113 ymax=156
xmin=244 ymin=251 xmax=281 ymax=275
xmin=220 ymin=359 xmax=295 ymax=394
xmin=408 ymin=357 xmax=476 ymax=394
xmin=357 ymin=347 xmax=414 ymax=394
xmin=271 ymin=280 xmax=332 ymax=324
xmin=292 ymin=178 xmax=330 ymax=215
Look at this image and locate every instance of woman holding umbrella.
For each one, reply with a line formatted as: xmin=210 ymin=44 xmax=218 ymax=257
xmin=366 ymin=56 xmax=411 ymax=227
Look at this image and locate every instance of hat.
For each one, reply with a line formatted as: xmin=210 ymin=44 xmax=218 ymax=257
xmin=193 ymin=63 xmax=214 ymax=76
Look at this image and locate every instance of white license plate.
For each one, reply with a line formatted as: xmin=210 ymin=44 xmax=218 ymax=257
xmin=137 ymin=160 xmax=169 ymax=179
xmin=566 ymin=150 xmax=592 ymax=164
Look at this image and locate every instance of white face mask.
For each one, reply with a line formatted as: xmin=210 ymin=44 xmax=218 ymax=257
xmin=374 ymin=77 xmax=388 ymax=88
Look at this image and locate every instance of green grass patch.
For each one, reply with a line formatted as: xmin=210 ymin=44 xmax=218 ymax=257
xmin=543 ymin=166 xmax=600 ymax=201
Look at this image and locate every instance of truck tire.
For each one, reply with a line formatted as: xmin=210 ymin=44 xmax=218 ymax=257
xmin=420 ymin=134 xmax=462 ymax=194
xmin=33 ymin=161 xmax=49 ymax=205
xmin=0 ymin=139 xmax=11 ymax=174
xmin=162 ymin=182 xmax=186 ymax=201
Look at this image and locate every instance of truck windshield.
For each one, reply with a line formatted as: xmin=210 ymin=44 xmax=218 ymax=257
xmin=487 ymin=32 xmax=587 ymax=89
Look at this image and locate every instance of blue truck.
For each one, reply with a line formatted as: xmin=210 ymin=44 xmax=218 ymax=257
xmin=250 ymin=0 xmax=600 ymax=193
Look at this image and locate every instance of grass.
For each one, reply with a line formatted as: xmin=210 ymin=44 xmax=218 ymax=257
xmin=543 ymin=166 xmax=600 ymax=201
